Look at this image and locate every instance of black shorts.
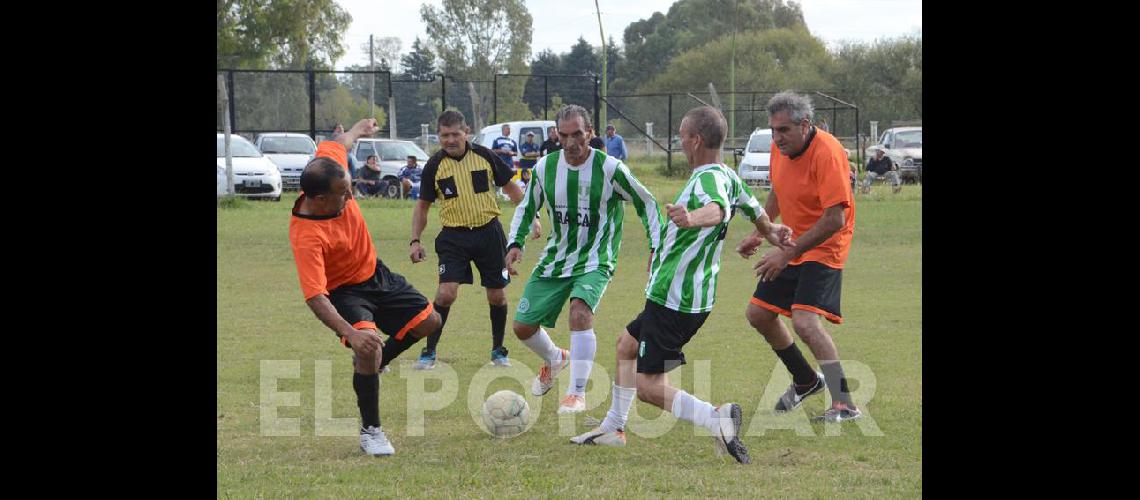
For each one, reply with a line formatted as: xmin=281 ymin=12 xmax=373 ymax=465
xmin=751 ymin=261 xmax=843 ymax=324
xmin=435 ymin=219 xmax=510 ymax=289
xmin=625 ymin=300 xmax=710 ymax=374
xmin=329 ymin=259 xmax=434 ymax=346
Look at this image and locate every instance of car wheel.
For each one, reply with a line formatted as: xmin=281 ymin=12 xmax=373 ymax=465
xmin=385 ymin=182 xmax=400 ymax=199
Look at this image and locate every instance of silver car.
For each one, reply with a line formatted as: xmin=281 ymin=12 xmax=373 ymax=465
xmin=865 ymin=127 xmax=922 ymax=183
xmin=350 ymin=139 xmax=431 ymax=198
xmin=255 ymin=133 xmax=316 ymax=190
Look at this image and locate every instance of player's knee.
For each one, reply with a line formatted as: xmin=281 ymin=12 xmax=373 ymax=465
xmin=791 ymin=312 xmax=821 ymax=337
xmin=435 ymin=289 xmax=457 ymax=307
xmin=513 ymin=321 xmax=538 ymax=339
xmin=746 ymin=305 xmax=778 ymax=330
xmin=568 ymin=300 xmax=593 ymax=330
xmin=413 ymin=312 xmax=442 ymax=337
xmin=486 ymin=288 xmax=507 ymax=306
xmin=616 ymin=333 xmax=638 ymax=359
xmin=635 ymin=378 xmax=660 ymax=404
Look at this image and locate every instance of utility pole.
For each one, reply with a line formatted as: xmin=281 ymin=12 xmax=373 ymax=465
xmin=595 ymin=0 xmax=607 ymax=129
xmin=219 ymin=75 xmax=234 ymax=195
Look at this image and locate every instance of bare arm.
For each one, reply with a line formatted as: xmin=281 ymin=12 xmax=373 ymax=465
xmin=306 ymin=295 xmax=360 ymax=339
xmin=502 ymin=179 xmax=524 ymax=204
xmin=410 ymin=199 xmax=432 ymax=262
xmin=764 ymin=189 xmax=780 ymax=222
xmin=666 ymin=202 xmax=725 ymax=229
xmin=784 ymin=204 xmax=845 ymax=260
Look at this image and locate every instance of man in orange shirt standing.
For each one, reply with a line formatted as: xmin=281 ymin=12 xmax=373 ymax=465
xmin=736 ymin=92 xmax=861 ymax=423
xmin=289 ymin=117 xmax=442 ymax=456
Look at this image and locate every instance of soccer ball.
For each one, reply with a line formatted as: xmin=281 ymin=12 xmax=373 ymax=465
xmin=481 ymin=390 xmax=530 ymax=438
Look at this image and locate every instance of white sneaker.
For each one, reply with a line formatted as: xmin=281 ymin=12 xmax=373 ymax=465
xmin=360 ymin=426 xmax=395 ymax=456
xmin=570 ymin=426 xmax=626 ymax=446
xmin=557 ymin=394 xmax=585 ymax=414
xmin=712 ymin=403 xmax=750 ymax=464
xmin=531 ymin=348 xmax=569 ymax=396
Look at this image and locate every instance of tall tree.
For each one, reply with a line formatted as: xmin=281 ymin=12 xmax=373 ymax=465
xmin=361 ymin=36 xmax=402 ymax=72
xmin=400 ymin=37 xmax=438 ymax=80
xmin=420 ymin=0 xmax=533 ymax=127
xmin=217 ymin=0 xmax=352 ymax=69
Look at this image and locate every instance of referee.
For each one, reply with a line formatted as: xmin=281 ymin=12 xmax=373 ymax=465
xmin=409 ymin=110 xmax=539 ymax=369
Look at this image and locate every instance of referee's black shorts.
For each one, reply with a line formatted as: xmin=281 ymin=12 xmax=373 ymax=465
xmin=435 ymin=218 xmax=510 ymax=289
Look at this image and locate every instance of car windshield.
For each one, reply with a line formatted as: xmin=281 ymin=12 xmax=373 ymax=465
xmin=894 ymin=130 xmax=922 ymax=148
xmin=260 ymin=136 xmax=315 ymax=155
xmin=217 ymin=137 xmax=261 ymax=157
xmin=377 ymin=141 xmax=429 ymax=161
xmin=747 ymin=133 xmax=772 ymax=153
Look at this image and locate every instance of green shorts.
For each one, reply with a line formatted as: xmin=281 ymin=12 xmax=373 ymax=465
xmin=514 ymin=269 xmax=613 ymax=328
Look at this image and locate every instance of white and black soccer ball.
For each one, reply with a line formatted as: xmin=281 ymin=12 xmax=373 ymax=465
xmin=481 ymin=390 xmax=530 ymax=438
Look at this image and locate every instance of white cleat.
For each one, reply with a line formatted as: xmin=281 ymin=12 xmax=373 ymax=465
xmin=557 ymin=394 xmax=586 ymax=414
xmin=360 ymin=426 xmax=395 ymax=456
xmin=712 ymin=403 xmax=750 ymax=464
xmin=570 ymin=427 xmax=626 ymax=447
xmin=531 ymin=348 xmax=569 ymax=396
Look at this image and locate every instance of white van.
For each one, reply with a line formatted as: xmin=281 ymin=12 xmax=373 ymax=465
xmin=472 ymin=120 xmax=556 ymax=169
xmin=738 ymin=128 xmax=773 ymax=190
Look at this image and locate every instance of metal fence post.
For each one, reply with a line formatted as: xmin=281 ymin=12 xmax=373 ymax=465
xmin=308 ymin=70 xmax=317 ymax=140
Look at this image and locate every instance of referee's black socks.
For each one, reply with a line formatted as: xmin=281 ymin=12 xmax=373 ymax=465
xmin=424 ymin=303 xmax=450 ymax=353
xmin=490 ymin=304 xmax=507 ymax=350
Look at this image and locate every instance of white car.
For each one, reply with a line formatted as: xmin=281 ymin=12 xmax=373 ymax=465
xmin=255 ymin=132 xmax=315 ymax=190
xmin=473 ymin=120 xmax=556 ymax=169
xmin=349 ymin=138 xmax=431 ymax=198
xmin=738 ymin=128 xmax=773 ymax=190
xmin=865 ymin=126 xmax=922 ymax=183
xmin=216 ymin=133 xmax=283 ymax=201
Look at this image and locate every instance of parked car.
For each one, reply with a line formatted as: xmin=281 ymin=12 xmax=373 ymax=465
xmin=255 ymin=132 xmax=316 ymax=190
xmin=865 ymin=126 xmax=922 ymax=183
xmin=216 ymin=133 xmax=282 ymax=201
xmin=473 ymin=120 xmax=556 ymax=168
xmin=738 ymin=128 xmax=773 ymax=190
xmin=349 ymin=138 xmax=431 ymax=198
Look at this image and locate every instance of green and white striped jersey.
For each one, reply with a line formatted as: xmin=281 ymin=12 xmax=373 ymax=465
xmin=508 ymin=149 xmax=662 ymax=278
xmin=645 ymin=163 xmax=764 ymax=313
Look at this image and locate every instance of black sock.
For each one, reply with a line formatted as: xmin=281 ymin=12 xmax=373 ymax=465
xmin=381 ymin=332 xmax=424 ymax=368
xmin=819 ymin=361 xmax=854 ymax=406
xmin=490 ymin=304 xmax=507 ymax=350
xmin=353 ymin=372 xmax=381 ymax=429
xmin=424 ymin=303 xmax=450 ymax=352
xmin=774 ymin=343 xmax=817 ymax=388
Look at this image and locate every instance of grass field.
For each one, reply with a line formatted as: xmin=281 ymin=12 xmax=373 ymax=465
xmin=217 ymin=163 xmax=921 ymax=497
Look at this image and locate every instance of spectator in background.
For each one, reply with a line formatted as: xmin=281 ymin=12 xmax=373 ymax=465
xmin=862 ymin=149 xmax=901 ymax=194
xmin=355 ymin=155 xmax=387 ymax=197
xmin=492 ymin=124 xmax=518 ymax=170
xmin=604 ymin=124 xmax=628 ymax=161
xmin=399 ymin=155 xmax=423 ymax=199
xmin=540 ymin=126 xmax=561 ymax=156
xmin=519 ymin=131 xmax=541 ymax=185
xmin=589 ymin=133 xmax=606 ymax=153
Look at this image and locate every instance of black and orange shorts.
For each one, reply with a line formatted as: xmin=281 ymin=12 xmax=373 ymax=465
xmin=329 ymin=259 xmax=434 ymax=347
xmin=750 ymin=261 xmax=844 ymax=324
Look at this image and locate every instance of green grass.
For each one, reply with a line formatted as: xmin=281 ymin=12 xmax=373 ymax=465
xmin=217 ymin=173 xmax=921 ymax=497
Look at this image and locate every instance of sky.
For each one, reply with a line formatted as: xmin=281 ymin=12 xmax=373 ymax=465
xmin=336 ymin=0 xmax=922 ymax=70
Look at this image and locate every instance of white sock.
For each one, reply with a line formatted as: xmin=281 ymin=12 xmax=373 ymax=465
xmin=599 ymin=384 xmax=637 ymax=433
xmin=566 ymin=329 xmax=596 ymax=396
xmin=521 ymin=328 xmax=562 ymax=365
xmin=671 ymin=390 xmax=720 ymax=434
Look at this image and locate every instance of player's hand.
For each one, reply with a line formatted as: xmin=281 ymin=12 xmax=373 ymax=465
xmin=765 ymin=224 xmax=796 ymax=251
xmin=665 ymin=203 xmax=693 ymax=228
xmin=736 ymin=232 xmax=764 ymax=258
xmin=505 ymin=247 xmax=523 ymax=276
xmin=410 ymin=241 xmax=426 ymax=263
xmin=529 ymin=219 xmax=542 ymax=240
xmin=348 ymin=118 xmax=380 ymax=139
xmin=346 ymin=328 xmax=384 ymax=359
xmin=754 ymin=248 xmax=791 ymax=282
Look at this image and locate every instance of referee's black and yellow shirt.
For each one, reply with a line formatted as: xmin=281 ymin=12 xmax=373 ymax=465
xmin=421 ymin=141 xmax=515 ymax=228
